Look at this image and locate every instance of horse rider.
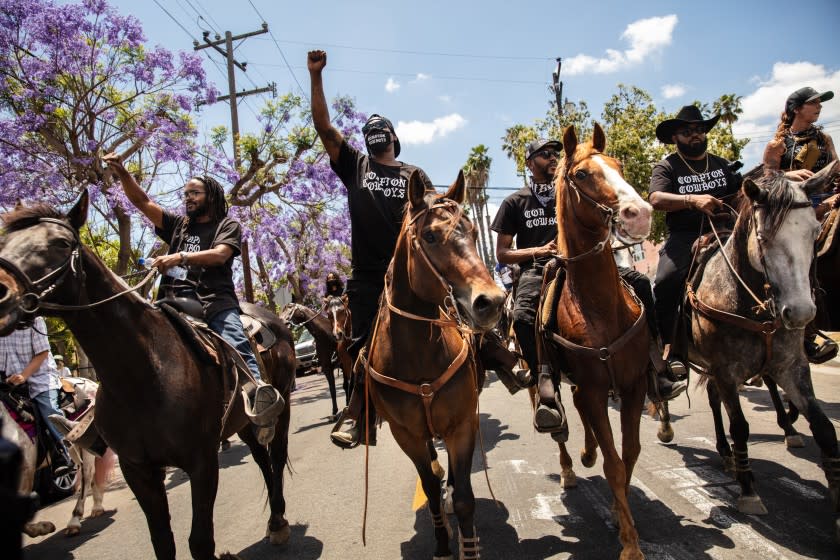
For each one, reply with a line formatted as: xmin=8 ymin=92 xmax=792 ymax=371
xmin=492 ymin=139 xmax=687 ymax=439
xmin=324 ymin=272 xmax=345 ymax=298
xmin=763 ymin=86 xmax=839 ymax=363
xmin=308 ymin=49 xmax=531 ymax=449
xmin=0 ymin=316 xmax=74 ymax=474
xmin=648 ymin=105 xmax=742 ymax=369
xmin=103 ymin=154 xmax=283 ymax=432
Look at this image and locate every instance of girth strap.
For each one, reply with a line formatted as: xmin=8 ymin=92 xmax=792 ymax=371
xmin=365 ymin=335 xmax=470 ymax=438
xmin=686 ymin=283 xmax=780 ymax=370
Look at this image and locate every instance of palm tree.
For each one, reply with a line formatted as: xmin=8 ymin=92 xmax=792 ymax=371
xmin=501 ymin=125 xmax=537 ymax=187
xmin=463 ymin=144 xmax=494 ymax=269
xmin=713 ymin=93 xmax=744 ymax=159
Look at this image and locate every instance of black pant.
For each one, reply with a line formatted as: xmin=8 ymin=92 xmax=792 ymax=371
xmin=618 ymin=266 xmax=660 ymax=341
xmin=345 ymin=271 xmax=386 ymax=361
xmin=653 ymin=232 xmax=698 ymax=345
xmin=512 ymin=265 xmax=543 ymax=372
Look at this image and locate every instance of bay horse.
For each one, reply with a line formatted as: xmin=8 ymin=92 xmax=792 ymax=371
xmin=365 ymin=170 xmax=504 ymax=560
xmin=325 ymin=295 xmax=354 ymax=401
xmin=0 ymin=192 xmax=295 ymax=559
xmin=686 ymin=163 xmax=840 ymax=522
xmin=539 ymin=123 xmax=653 ymax=560
xmin=280 ymin=302 xmax=347 ymax=418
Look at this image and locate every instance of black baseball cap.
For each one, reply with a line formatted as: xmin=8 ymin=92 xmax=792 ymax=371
xmin=786 ymin=87 xmax=834 ymax=113
xmin=525 ymin=138 xmax=562 ymax=160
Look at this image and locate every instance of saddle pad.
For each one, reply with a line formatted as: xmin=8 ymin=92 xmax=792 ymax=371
xmin=817 ymin=207 xmax=839 ymax=258
xmin=2 ymin=401 xmax=36 ymax=441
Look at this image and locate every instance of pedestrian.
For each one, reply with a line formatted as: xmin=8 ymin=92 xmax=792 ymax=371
xmin=54 ymin=355 xmax=71 ymax=378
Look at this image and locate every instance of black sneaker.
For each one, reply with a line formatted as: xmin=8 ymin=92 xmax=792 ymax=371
xmin=667 ymin=359 xmax=688 ymax=381
xmin=656 ymin=378 xmax=688 ymax=401
xmin=805 ymin=338 xmax=839 ymax=365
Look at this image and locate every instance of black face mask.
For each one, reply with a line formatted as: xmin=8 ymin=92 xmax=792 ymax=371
xmin=677 ymin=138 xmax=708 ymax=158
xmin=364 ymin=129 xmax=392 ymax=154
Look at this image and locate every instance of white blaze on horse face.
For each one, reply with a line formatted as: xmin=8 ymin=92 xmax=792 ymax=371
xmin=593 ymin=155 xmax=652 ymax=241
xmin=749 ymin=206 xmax=818 ymax=329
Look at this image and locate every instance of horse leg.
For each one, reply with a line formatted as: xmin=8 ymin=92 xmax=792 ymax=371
xmin=390 ymin=424 xmax=452 ymax=560
xmin=707 ymin=381 xmax=733 ymax=472
xmin=656 ymin=400 xmax=674 ymax=444
xmin=572 ymin=388 xmax=599 ymax=468
xmin=338 ymin=341 xmax=354 ymax=406
xmin=717 ymin=378 xmax=767 ymax=515
xmin=775 ymin=364 xmax=840 ymax=512
xmin=558 ymin=442 xmax=577 ymax=489
xmin=90 ymin=448 xmax=117 ymax=517
xmin=576 ymin=387 xmax=642 ymax=560
xmin=268 ymin=403 xmax=292 ymax=544
xmin=320 ymin=349 xmax=339 ymax=419
xmin=444 ymin=419 xmax=480 ymax=560
xmin=120 ymin=461 xmax=177 ymax=560
xmin=65 ymin=447 xmax=93 ymax=536
xmin=763 ymin=376 xmax=803 ymax=448
xmin=620 ymin=382 xmax=645 ymax=500
xmin=185 ymin=451 xmax=220 ymax=560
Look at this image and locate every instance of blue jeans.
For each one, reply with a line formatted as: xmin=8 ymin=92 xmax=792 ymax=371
xmin=208 ymin=308 xmax=261 ymax=381
xmin=33 ymin=388 xmax=70 ymax=456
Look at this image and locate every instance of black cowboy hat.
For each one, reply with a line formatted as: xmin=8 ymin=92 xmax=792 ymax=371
xmin=655 ymin=105 xmax=721 ymax=145
xmin=363 ymin=114 xmax=401 ymax=157
xmin=525 ymin=138 xmax=563 ymax=160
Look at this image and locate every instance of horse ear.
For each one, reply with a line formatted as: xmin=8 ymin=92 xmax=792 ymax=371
xmin=444 ymin=170 xmax=466 ymax=205
xmin=592 ymin=122 xmax=606 ymax=152
xmin=67 ymin=189 xmax=89 ymax=230
xmin=800 ymin=159 xmax=839 ymax=196
xmin=742 ymin=178 xmax=767 ymax=203
xmin=562 ymin=125 xmax=578 ymax=161
xmin=408 ymin=169 xmax=428 ymax=210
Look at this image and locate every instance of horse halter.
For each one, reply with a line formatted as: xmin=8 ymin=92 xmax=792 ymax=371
xmin=0 ymin=218 xmax=84 ymax=323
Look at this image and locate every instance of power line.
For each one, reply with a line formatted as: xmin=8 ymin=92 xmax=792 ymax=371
xmin=245 ymin=0 xmax=308 ymax=101
xmin=251 ymin=37 xmax=554 ymax=62
xmin=151 ymin=0 xmax=199 ymax=41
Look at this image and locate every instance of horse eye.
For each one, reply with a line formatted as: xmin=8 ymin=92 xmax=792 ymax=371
xmin=55 ymin=238 xmax=73 ymax=248
xmin=574 ymin=169 xmax=588 ymax=181
xmin=422 ymin=231 xmax=436 ymax=243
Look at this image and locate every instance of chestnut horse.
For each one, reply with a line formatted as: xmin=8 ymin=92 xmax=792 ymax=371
xmin=687 ymin=164 xmax=840 ymax=522
xmin=540 ymin=124 xmax=653 ymax=560
xmin=0 ymin=192 xmax=295 ymax=559
xmin=365 ymin=171 xmax=503 ymax=560
xmin=280 ymin=302 xmax=346 ymax=417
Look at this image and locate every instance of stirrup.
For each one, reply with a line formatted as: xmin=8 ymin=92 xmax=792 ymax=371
xmin=330 ymin=407 xmax=361 ymax=449
xmin=242 ymin=384 xmax=284 ymax=427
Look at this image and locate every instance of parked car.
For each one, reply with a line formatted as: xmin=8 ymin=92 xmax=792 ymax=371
xmin=294 ymin=330 xmax=318 ymax=376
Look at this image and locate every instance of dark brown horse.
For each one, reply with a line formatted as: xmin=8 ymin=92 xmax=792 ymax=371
xmin=364 ymin=170 xmax=503 ymax=560
xmin=325 ymin=295 xmax=354 ymax=401
xmin=0 ymin=192 xmax=295 ymax=559
xmin=540 ymin=124 xmax=653 ymax=560
xmin=280 ymin=302 xmax=346 ymax=418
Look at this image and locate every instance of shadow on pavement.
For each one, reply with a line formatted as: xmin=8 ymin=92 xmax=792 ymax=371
xmin=22 ymin=509 xmax=117 ymax=559
xmin=236 ymin=523 xmax=323 ymax=560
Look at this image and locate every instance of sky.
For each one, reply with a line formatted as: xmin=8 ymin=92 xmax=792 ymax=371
xmin=97 ymin=0 xmax=840 ymax=206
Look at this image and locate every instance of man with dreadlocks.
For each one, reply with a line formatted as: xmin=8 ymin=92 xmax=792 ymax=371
xmin=103 ymin=153 xmax=283 ymax=433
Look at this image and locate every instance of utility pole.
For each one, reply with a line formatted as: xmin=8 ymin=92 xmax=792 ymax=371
xmin=552 ymin=58 xmax=564 ymax=118
xmin=194 ymin=24 xmax=276 ymax=303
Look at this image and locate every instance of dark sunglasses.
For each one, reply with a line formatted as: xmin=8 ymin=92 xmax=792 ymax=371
xmin=676 ymin=126 xmax=707 ymax=137
xmin=533 ymin=150 xmax=559 ymax=160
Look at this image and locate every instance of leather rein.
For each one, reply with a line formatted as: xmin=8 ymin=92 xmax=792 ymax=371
xmin=686 ymin=199 xmax=813 ymax=370
xmin=0 ymin=218 xmax=156 ymax=327
xmin=364 ymin=199 xmax=477 ymax=438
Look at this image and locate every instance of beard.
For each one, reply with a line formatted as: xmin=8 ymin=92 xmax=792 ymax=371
xmin=186 ymin=200 xmax=207 ymax=219
xmin=676 ymin=138 xmax=708 ymax=158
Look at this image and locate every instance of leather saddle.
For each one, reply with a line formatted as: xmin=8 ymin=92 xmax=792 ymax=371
xmin=817 ymin=206 xmax=839 ymax=259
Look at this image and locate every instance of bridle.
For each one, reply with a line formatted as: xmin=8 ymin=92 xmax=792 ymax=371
xmin=0 ymin=217 xmax=156 ymax=326
xmin=282 ymin=302 xmax=326 ymax=328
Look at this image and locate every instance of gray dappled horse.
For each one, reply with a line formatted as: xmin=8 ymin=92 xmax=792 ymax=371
xmin=687 ymin=163 xmax=839 ymax=527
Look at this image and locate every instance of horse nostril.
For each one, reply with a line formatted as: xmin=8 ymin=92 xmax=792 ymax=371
xmin=473 ymin=294 xmax=492 ymax=315
xmin=781 ymin=307 xmax=792 ymax=321
xmin=0 ymin=283 xmax=8 ymax=303
xmin=621 ymin=206 xmax=639 ymax=220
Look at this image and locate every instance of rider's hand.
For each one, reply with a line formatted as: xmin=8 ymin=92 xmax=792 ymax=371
xmin=8 ymin=373 xmax=24 ymax=386
xmin=151 ymin=253 xmax=182 ymax=273
xmin=534 ymin=240 xmax=557 ymax=259
xmin=785 ymin=169 xmax=815 ymax=181
xmin=690 ymin=194 xmax=723 ymax=216
xmin=307 ymin=50 xmax=327 ymax=73
xmin=102 ymin=152 xmax=126 ymax=172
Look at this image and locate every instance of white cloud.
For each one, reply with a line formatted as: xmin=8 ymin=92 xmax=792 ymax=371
xmin=413 ymin=73 xmax=431 ymax=82
xmin=734 ymin=61 xmax=840 ymax=166
xmin=385 ymin=77 xmax=400 ymax=93
xmin=438 ymin=94 xmax=452 ymax=103
xmin=565 ymin=15 xmax=678 ymax=75
xmin=662 ymin=83 xmax=687 ymax=99
xmin=395 ymin=113 xmax=467 ymax=145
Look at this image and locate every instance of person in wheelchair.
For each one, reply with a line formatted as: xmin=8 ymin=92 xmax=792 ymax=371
xmin=0 ymin=317 xmax=73 ymax=475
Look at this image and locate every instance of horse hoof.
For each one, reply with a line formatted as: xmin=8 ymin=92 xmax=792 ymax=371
xmin=65 ymin=524 xmax=81 ymax=537
xmin=561 ymin=469 xmax=577 ymax=489
xmin=657 ymin=425 xmax=675 ymax=443
xmin=619 ymin=548 xmax=645 ymax=560
xmin=722 ymin=455 xmax=735 ymax=473
xmin=23 ymin=521 xmax=56 ymax=538
xmin=431 ymin=459 xmax=445 ymax=480
xmin=785 ymin=434 xmax=804 ymax=448
xmin=89 ymin=507 xmax=106 ymax=518
xmin=737 ymin=494 xmax=768 ymax=515
xmin=269 ymin=523 xmax=291 ymax=545
xmin=581 ymin=449 xmax=597 ymax=468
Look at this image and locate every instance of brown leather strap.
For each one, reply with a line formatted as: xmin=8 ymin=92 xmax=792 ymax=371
xmin=367 ymin=335 xmax=470 ymax=438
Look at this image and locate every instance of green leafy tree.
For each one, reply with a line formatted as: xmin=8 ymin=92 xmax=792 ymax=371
xmin=462 ymin=144 xmax=494 ymax=267
xmin=501 ymin=124 xmax=538 ymax=186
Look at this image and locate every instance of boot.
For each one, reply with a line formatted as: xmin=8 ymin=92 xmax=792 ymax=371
xmin=532 ymin=367 xmax=567 ymax=441
xmin=495 ymin=366 xmax=533 ymax=395
xmin=647 ymin=368 xmax=687 ymax=403
xmin=330 ymin=378 xmax=376 ymax=449
xmin=242 ymin=380 xmax=285 ymax=445
xmin=478 ymin=332 xmax=532 ymax=394
xmin=805 ymin=332 xmax=839 ymax=364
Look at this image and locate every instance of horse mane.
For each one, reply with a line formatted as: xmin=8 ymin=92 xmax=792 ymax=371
xmin=733 ymin=174 xmax=798 ymax=241
xmin=1 ymin=203 xmax=64 ymax=232
xmin=398 ymin=191 xmax=465 ymax=243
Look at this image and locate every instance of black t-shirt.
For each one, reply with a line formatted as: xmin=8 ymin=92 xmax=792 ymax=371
xmin=649 ymin=153 xmax=738 ymax=234
xmin=490 ymin=185 xmax=557 ymax=266
xmin=330 ymin=141 xmax=434 ymax=274
xmin=155 ymin=211 xmax=242 ymax=320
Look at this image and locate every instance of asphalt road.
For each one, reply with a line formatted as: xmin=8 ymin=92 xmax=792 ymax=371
xmin=22 ymin=357 xmax=840 ymax=559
